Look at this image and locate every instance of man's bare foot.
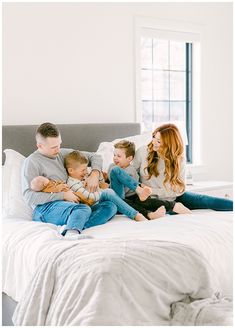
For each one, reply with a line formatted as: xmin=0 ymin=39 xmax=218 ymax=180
xmin=148 ymin=206 xmax=166 ymax=220
xmin=136 ymin=186 xmax=152 ymax=201
xmin=134 ymin=213 xmax=148 ymax=221
xmin=173 ymin=202 xmax=192 ymax=214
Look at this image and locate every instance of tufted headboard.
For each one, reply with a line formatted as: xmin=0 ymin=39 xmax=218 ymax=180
xmin=2 ymin=123 xmax=141 ymax=163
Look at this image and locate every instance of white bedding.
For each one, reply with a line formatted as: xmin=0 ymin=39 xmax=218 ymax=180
xmin=2 ymin=210 xmax=233 ymax=326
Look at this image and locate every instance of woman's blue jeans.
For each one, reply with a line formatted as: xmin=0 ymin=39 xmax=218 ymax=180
xmin=109 ymin=166 xmax=138 ymax=199
xmin=99 ymin=188 xmax=138 ymax=219
xmin=33 ymin=200 xmax=117 ymax=233
xmin=176 ymin=191 xmax=233 ymax=211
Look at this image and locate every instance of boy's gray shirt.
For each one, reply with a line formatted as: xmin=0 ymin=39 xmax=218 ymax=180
xmin=108 ymin=163 xmax=139 ymax=197
xmin=22 ymin=148 xmax=102 ymax=210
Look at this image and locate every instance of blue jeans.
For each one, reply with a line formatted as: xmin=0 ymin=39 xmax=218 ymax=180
xmin=176 ymin=191 xmax=233 ymax=211
xmin=99 ymin=189 xmax=138 ymax=220
xmin=84 ymin=199 xmax=117 ymax=228
xmin=33 ymin=200 xmax=117 ymax=233
xmin=109 ymin=166 xmax=138 ymax=199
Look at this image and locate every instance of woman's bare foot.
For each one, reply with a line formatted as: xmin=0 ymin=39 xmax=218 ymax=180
xmin=148 ymin=206 xmax=166 ymax=220
xmin=134 ymin=212 xmax=148 ymax=221
xmin=136 ymin=186 xmax=152 ymax=201
xmin=173 ymin=202 xmax=192 ymax=214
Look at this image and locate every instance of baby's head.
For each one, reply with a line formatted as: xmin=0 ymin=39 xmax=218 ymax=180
xmin=64 ymin=150 xmax=88 ymax=180
xmin=113 ymin=140 xmax=135 ymax=168
xmin=31 ymin=176 xmax=50 ymax=191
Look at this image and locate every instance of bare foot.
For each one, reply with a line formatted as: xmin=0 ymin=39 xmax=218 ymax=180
xmin=173 ymin=202 xmax=192 ymax=214
xmin=148 ymin=206 xmax=166 ymax=220
xmin=136 ymin=186 xmax=152 ymax=201
xmin=134 ymin=213 xmax=148 ymax=221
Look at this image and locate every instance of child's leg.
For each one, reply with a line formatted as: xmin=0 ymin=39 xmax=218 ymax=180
xmin=135 ymin=197 xmax=175 ymax=212
xmin=125 ymin=195 xmax=167 ymax=219
xmin=147 ymin=206 xmax=166 ymax=220
xmin=100 ymin=189 xmax=147 ymax=221
xmin=125 ymin=195 xmax=150 ymax=218
xmin=172 ymin=202 xmax=192 ymax=214
xmin=109 ymin=166 xmax=151 ymax=201
xmin=109 ymin=166 xmax=135 ymax=198
xmin=131 ymin=197 xmax=180 ymax=219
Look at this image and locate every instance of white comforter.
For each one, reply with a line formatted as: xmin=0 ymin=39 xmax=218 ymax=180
xmin=2 ymin=211 xmax=233 ymax=325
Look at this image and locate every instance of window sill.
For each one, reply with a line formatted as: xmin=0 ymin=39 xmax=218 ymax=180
xmin=186 ymin=164 xmax=208 ymax=182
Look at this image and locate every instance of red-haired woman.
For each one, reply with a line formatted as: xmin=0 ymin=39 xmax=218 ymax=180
xmin=133 ymin=123 xmax=233 ymax=211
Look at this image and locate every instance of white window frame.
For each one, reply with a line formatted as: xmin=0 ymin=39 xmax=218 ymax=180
xmin=134 ymin=16 xmax=202 ymax=169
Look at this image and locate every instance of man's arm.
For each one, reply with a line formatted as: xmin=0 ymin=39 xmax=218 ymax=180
xmin=81 ymin=151 xmax=103 ymax=172
xmin=22 ymin=158 xmax=64 ymax=209
xmin=68 ymin=178 xmax=101 ymax=203
xmin=81 ymin=151 xmax=103 ymax=192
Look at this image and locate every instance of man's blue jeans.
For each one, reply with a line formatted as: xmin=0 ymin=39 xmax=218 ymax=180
xmin=176 ymin=192 xmax=233 ymax=211
xmin=33 ymin=200 xmax=117 ymax=233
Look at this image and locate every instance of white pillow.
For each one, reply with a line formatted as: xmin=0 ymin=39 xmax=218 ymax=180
xmin=3 ymin=149 xmax=33 ymax=220
xmin=96 ymin=132 xmax=152 ymax=172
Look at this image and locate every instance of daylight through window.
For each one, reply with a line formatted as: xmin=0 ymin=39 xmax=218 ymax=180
xmin=140 ymin=36 xmax=192 ymax=162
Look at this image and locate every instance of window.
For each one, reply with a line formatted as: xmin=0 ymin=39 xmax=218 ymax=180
xmin=141 ymin=37 xmax=192 ymax=162
xmin=136 ymin=21 xmax=200 ymax=164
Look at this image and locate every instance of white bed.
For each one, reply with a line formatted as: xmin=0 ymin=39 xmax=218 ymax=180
xmin=2 ymin=123 xmax=233 ymax=326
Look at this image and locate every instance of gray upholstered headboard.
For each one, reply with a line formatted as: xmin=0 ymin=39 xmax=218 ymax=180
xmin=2 ymin=123 xmax=141 ymax=163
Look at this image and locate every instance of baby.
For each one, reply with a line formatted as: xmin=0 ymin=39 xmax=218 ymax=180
xmin=30 ymin=176 xmax=95 ymax=206
xmin=107 ymin=140 xmax=191 ymax=219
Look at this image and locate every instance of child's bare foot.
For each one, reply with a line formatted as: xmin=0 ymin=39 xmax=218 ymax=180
xmin=148 ymin=206 xmax=166 ymax=220
xmin=173 ymin=202 xmax=192 ymax=214
xmin=136 ymin=186 xmax=152 ymax=201
xmin=134 ymin=212 xmax=148 ymax=221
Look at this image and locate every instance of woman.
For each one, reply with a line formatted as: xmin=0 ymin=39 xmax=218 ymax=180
xmin=132 ymin=123 xmax=233 ymax=211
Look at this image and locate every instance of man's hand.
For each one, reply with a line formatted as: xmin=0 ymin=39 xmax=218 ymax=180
xmin=102 ymin=171 xmax=109 ymax=181
xmin=63 ymin=190 xmax=80 ymax=203
xmin=85 ymin=170 xmax=100 ymax=192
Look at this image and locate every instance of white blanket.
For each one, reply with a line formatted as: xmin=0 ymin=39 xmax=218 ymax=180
xmin=171 ymin=295 xmax=233 ymax=326
xmin=2 ymin=211 xmax=233 ymax=325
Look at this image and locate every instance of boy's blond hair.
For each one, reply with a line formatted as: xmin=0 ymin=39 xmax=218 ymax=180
xmin=114 ymin=140 xmax=135 ymax=158
xmin=64 ymin=151 xmax=88 ymax=171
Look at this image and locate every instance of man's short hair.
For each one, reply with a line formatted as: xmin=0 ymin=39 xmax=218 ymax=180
xmin=114 ymin=140 xmax=135 ymax=158
xmin=36 ymin=122 xmax=60 ymax=141
xmin=64 ymin=151 xmax=88 ymax=171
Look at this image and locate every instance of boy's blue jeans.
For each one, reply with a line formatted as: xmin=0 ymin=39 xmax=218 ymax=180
xmin=99 ymin=189 xmax=138 ymax=219
xmin=109 ymin=166 xmax=138 ymax=199
xmin=33 ymin=200 xmax=117 ymax=233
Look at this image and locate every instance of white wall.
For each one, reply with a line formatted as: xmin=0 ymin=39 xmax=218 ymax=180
xmin=3 ymin=2 xmax=233 ymax=181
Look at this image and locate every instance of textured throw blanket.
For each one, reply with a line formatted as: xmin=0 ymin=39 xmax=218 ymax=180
xmin=171 ymin=295 xmax=233 ymax=326
xmin=13 ymin=238 xmax=224 ymax=326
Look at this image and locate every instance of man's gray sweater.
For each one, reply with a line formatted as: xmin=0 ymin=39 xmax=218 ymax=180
xmin=22 ymin=148 xmax=102 ymax=210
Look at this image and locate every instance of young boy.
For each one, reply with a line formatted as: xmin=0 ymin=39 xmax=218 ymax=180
xmin=64 ymin=150 xmax=151 ymax=221
xmin=107 ymin=140 xmax=191 ymax=219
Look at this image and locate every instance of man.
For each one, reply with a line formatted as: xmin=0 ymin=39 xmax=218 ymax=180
xmin=22 ymin=122 xmax=117 ymax=239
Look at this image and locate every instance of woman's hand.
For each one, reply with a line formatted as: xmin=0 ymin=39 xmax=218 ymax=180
xmin=85 ymin=170 xmax=100 ymax=192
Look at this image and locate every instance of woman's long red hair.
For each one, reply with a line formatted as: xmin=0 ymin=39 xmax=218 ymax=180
xmin=146 ymin=123 xmax=185 ymax=193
